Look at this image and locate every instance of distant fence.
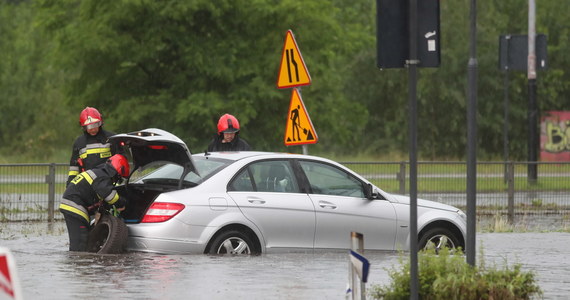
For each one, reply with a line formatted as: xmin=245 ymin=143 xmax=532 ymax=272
xmin=0 ymin=163 xmax=67 ymax=222
xmin=341 ymin=161 xmax=570 ymax=230
xmin=1 ymin=162 xmax=569 ymax=228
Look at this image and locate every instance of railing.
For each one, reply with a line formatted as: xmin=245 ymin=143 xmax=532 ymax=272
xmin=341 ymin=161 xmax=570 ymax=230
xmin=0 ymin=163 xmax=68 ymax=222
xmin=1 ymin=162 xmax=569 ymax=228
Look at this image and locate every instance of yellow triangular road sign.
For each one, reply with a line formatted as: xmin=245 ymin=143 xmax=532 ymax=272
xmin=284 ymin=88 xmax=318 ymax=146
xmin=277 ymin=30 xmax=311 ymax=89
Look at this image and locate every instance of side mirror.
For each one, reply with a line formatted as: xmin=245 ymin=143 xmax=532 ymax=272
xmin=364 ymin=183 xmax=375 ymax=200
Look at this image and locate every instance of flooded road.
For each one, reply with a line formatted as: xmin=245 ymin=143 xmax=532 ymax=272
xmin=1 ymin=222 xmax=569 ymax=299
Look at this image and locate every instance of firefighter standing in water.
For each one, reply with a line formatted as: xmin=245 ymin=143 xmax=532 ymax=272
xmin=207 ymin=113 xmax=251 ymax=152
xmin=59 ymin=154 xmax=130 ymax=251
xmin=66 ymin=107 xmax=122 ymax=186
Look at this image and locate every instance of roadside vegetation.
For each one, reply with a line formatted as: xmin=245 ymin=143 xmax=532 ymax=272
xmin=1 ymin=1 xmax=570 ymax=162
xmin=369 ymin=248 xmax=542 ymax=300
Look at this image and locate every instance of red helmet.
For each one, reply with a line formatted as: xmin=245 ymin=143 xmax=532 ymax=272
xmin=217 ymin=114 xmax=240 ymax=134
xmin=79 ymin=107 xmax=103 ymax=130
xmin=108 ymin=154 xmax=130 ymax=178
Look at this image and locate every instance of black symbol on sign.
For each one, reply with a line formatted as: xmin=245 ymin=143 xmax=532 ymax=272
xmin=285 ymin=49 xmax=299 ymax=83
xmin=287 ymin=105 xmax=314 ymax=142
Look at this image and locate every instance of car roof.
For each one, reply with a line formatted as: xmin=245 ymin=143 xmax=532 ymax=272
xmin=196 ymin=151 xmax=307 ymax=161
xmin=195 ymin=151 xmax=343 ymax=170
xmin=110 ymin=128 xmax=338 ymax=176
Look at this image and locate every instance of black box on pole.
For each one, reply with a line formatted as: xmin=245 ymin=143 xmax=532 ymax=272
xmin=376 ymin=0 xmax=441 ymax=69
xmin=498 ymin=34 xmax=548 ymax=71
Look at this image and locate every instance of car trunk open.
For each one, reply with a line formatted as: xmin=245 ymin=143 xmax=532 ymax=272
xmin=109 ymin=128 xmax=196 ymax=223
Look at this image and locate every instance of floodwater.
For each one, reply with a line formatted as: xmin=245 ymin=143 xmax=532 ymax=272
xmin=1 ymin=222 xmax=569 ymax=300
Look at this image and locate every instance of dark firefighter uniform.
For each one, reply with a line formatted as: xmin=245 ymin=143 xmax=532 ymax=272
xmin=207 ymin=134 xmax=251 ymax=152
xmin=66 ymin=129 xmax=120 ymax=186
xmin=59 ymin=163 xmax=127 ymax=251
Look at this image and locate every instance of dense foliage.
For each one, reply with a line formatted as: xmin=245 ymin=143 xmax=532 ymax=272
xmin=1 ymin=0 xmax=568 ymax=162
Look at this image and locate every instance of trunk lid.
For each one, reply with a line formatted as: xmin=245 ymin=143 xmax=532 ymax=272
xmin=110 ymin=128 xmax=196 ymax=175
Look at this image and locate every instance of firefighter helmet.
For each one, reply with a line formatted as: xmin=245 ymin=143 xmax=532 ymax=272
xmin=108 ymin=154 xmax=130 ymax=178
xmin=79 ymin=107 xmax=103 ymax=130
xmin=217 ymin=114 xmax=240 ymax=134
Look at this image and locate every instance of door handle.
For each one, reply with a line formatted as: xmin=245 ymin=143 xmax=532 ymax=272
xmin=247 ymin=197 xmax=266 ymax=204
xmin=319 ymin=201 xmax=337 ymax=209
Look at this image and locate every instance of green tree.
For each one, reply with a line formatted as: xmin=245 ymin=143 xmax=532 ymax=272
xmin=0 ymin=1 xmax=73 ymax=161
xmin=34 ymin=0 xmax=369 ymax=154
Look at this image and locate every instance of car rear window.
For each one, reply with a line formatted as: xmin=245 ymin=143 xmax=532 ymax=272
xmin=132 ymin=157 xmax=231 ymax=185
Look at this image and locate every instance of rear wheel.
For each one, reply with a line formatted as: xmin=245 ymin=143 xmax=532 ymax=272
xmin=418 ymin=227 xmax=462 ymax=253
xmin=87 ymin=214 xmax=128 ymax=254
xmin=208 ymin=230 xmax=257 ymax=255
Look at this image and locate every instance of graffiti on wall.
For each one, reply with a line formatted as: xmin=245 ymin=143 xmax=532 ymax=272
xmin=540 ymin=111 xmax=570 ymax=161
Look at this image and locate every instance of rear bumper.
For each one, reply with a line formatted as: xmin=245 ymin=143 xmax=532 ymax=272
xmin=125 ymin=221 xmax=214 ymax=254
xmin=126 ymin=236 xmax=206 ymax=254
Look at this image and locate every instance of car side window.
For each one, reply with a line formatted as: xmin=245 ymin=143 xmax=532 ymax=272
xmin=299 ymin=161 xmax=365 ymax=198
xmin=244 ymin=160 xmax=300 ymax=193
xmin=228 ymin=168 xmax=255 ymax=191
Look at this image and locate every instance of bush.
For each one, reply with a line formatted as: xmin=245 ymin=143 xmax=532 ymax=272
xmin=369 ymin=248 xmax=542 ymax=300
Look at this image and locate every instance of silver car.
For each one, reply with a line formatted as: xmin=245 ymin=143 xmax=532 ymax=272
xmin=111 ymin=128 xmax=466 ymax=255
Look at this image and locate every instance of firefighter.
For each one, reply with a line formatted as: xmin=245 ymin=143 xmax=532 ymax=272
xmin=66 ymin=107 xmax=122 ymax=186
xmin=59 ymin=154 xmax=129 ymax=252
xmin=207 ymin=113 xmax=251 ymax=152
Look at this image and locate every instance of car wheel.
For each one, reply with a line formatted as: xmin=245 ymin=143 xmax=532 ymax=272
xmin=418 ymin=227 xmax=461 ymax=253
xmin=208 ymin=230 xmax=256 ymax=255
xmin=87 ymin=214 xmax=129 ymax=254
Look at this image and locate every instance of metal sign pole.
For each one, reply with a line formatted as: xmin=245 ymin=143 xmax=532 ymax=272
xmin=408 ymin=0 xmax=419 ymax=298
xmin=527 ymin=0 xmax=538 ymax=184
xmin=466 ymin=0 xmax=478 ymax=266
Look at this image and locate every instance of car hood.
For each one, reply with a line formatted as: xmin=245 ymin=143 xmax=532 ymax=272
xmin=390 ymin=194 xmax=459 ymax=212
xmin=109 ymin=128 xmax=197 ymax=174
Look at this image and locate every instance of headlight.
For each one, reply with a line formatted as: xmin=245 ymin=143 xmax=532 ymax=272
xmin=457 ymin=210 xmax=467 ymax=221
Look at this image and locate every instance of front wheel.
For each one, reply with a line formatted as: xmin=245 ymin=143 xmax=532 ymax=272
xmin=87 ymin=214 xmax=128 ymax=254
xmin=208 ymin=230 xmax=257 ymax=255
xmin=418 ymin=227 xmax=462 ymax=253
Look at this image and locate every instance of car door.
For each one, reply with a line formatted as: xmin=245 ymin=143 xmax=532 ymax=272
xmin=298 ymin=160 xmax=398 ymax=250
xmin=228 ymin=160 xmax=316 ymax=250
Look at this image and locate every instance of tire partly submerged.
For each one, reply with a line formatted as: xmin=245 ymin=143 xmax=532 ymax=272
xmin=87 ymin=214 xmax=128 ymax=254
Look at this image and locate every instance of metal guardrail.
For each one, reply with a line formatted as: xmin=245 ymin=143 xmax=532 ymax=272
xmin=1 ymin=162 xmax=569 ymax=226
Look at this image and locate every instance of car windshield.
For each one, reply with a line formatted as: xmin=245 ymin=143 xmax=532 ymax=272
xmin=131 ymin=156 xmax=231 ymax=186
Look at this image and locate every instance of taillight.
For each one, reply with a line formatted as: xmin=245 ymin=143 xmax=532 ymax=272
xmin=141 ymin=202 xmax=185 ymax=223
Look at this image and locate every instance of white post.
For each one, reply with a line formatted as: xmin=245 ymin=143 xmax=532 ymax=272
xmin=349 ymin=232 xmax=365 ymax=300
xmin=528 ymin=0 xmax=536 ymax=81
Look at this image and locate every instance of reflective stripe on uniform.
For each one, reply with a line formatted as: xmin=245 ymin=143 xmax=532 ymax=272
xmin=59 ymin=199 xmax=89 ymax=223
xmin=105 ymin=190 xmax=119 ymax=205
xmin=84 ymin=170 xmax=96 ymax=184
xmin=79 ymin=143 xmax=112 ymax=159
xmin=68 ymin=166 xmax=80 ymax=177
